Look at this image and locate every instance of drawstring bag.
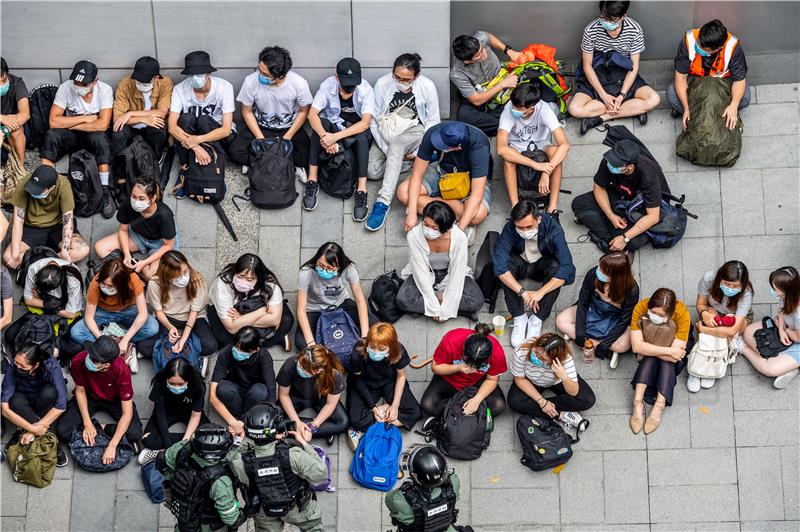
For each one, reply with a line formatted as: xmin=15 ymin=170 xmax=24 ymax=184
xmin=6 ymin=432 xmax=58 ymax=488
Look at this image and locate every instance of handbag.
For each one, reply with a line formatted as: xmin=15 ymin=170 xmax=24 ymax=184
xmin=438 ymin=169 xmax=471 ymax=200
xmin=377 ymin=95 xmax=417 ymax=143
xmin=6 ymin=432 xmax=58 ymax=488
xmin=687 ymin=332 xmax=738 ymax=379
xmin=754 ymin=317 xmax=790 ymax=358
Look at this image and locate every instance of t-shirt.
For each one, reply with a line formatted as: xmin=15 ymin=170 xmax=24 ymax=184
xmin=236 ymin=70 xmax=312 ymax=130
xmin=116 ymin=200 xmax=176 ymax=241
xmin=276 ymin=356 xmax=345 ymax=401
xmin=53 ymin=80 xmax=114 ymax=117
xmin=449 ymin=31 xmax=502 ymax=98
xmin=338 ymin=93 xmax=361 ymax=124
xmin=71 ymin=351 xmax=134 ymax=402
xmin=146 ymin=275 xmax=209 ymax=321
xmin=417 ymin=123 xmax=491 ymax=179
xmin=522 ymin=238 xmax=542 ymax=264
xmin=349 ymin=345 xmax=411 ymax=389
xmin=208 ymin=277 xmax=282 ymax=318
xmin=511 ymin=349 xmax=578 ymax=388
xmin=149 ymin=381 xmax=204 ymax=414
xmin=11 ymin=175 xmax=75 ymax=228
xmin=1 ymin=265 xmax=12 ymax=319
xmin=1 ymin=74 xmax=29 ymax=115
xmin=580 ymin=17 xmax=646 ymax=57
xmin=23 ymin=257 xmax=83 ymax=314
xmin=630 ymin=298 xmax=691 ymax=342
xmin=86 ymin=275 xmax=145 ymax=312
xmin=297 ymin=265 xmax=359 ymax=312
xmin=433 ymin=328 xmax=507 ymax=390
xmin=388 ymin=91 xmax=418 ymax=120
xmin=211 ymin=345 xmax=275 ymax=392
xmin=169 ymin=77 xmax=236 ymax=125
xmin=674 ymin=39 xmax=748 ymax=81
xmin=593 ymin=156 xmax=670 ymax=208
xmin=498 ymin=100 xmax=561 ymax=153
xmin=783 ymin=305 xmax=800 ymax=331
xmin=697 ymin=270 xmax=753 ymax=317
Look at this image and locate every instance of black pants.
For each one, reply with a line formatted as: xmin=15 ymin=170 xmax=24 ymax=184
xmin=142 ymin=408 xmax=210 ymax=450
xmin=56 ymin=396 xmax=143 ymax=444
xmin=295 ymin=298 xmax=365 ymax=351
xmin=571 ymin=190 xmax=650 ymax=252
xmin=208 ymin=302 xmax=295 ymax=350
xmin=135 ymin=315 xmax=218 ymax=358
xmin=309 ymin=118 xmax=372 ymax=178
xmin=507 ymin=378 xmax=596 ymax=417
xmin=216 ymin=380 xmax=272 ymax=419
xmin=420 ymin=374 xmax=506 ymax=418
xmin=228 ymin=125 xmax=310 ymax=169
xmin=40 ymin=128 xmax=112 ymax=165
xmin=395 ymin=275 xmax=485 ymax=316
xmin=175 ymin=113 xmax=236 ymax=167
xmin=8 ymin=386 xmax=58 ymax=431
xmin=110 ymin=125 xmax=168 ymax=159
xmin=456 ymin=100 xmax=504 ymax=137
xmin=286 ymin=395 xmax=349 ymax=439
xmin=501 ymin=255 xmax=562 ymax=320
xmin=345 ymin=377 xmax=422 ymax=432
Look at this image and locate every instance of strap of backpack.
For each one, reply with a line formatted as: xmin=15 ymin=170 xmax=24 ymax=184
xmin=231 ymin=190 xmax=251 ymax=212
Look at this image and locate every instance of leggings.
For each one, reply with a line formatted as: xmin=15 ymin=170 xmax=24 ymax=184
xmin=7 ymin=386 xmax=58 ymax=432
xmin=420 ymin=374 xmax=506 ymax=418
xmin=286 ymin=395 xmax=349 ymax=439
xmin=507 ymin=377 xmax=596 ymax=417
xmin=309 ymin=118 xmax=372 ymax=178
xmin=142 ymin=406 xmax=210 ymax=450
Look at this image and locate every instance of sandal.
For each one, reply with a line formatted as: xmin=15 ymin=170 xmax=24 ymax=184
xmin=630 ymin=399 xmax=645 ymax=434
xmin=644 ymin=399 xmax=666 ymax=434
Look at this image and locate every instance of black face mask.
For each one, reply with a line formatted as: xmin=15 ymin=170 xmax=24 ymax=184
xmin=14 ymin=366 xmax=33 ymax=378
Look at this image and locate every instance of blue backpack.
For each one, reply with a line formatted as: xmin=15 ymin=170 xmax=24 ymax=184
xmin=615 ymin=192 xmax=690 ymax=249
xmin=151 ymin=331 xmax=202 ymax=373
xmin=140 ymin=460 xmax=165 ymax=503
xmin=315 ymin=309 xmax=359 ymax=369
xmin=349 ymin=423 xmax=403 ymax=492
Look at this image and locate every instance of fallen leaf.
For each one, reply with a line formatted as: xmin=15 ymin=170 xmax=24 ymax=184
xmin=552 ymin=464 xmax=566 ymax=474
xmin=489 ymin=476 xmax=501 ymax=483
xmin=699 ymin=405 xmax=711 ymax=415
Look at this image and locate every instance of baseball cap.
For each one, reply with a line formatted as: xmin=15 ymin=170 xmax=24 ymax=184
xmin=431 ymin=122 xmax=469 ymax=151
xmin=69 ymin=60 xmax=98 ymax=84
xmin=24 ymin=165 xmax=59 ymax=196
xmin=84 ymin=336 xmax=121 ymax=364
xmin=181 ymin=51 xmax=217 ymax=75
xmin=336 ymin=57 xmax=362 ymax=88
xmin=603 ymin=139 xmax=640 ymax=167
xmin=132 ymin=56 xmax=160 ymax=82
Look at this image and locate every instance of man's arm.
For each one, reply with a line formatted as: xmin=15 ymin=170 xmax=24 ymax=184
xmin=284 ymin=105 xmax=310 ymax=140
xmin=59 ymin=211 xmax=73 ymax=261
xmin=70 ymin=108 xmax=112 ymax=132
xmin=49 ymin=104 xmax=90 ymax=129
xmin=241 ymin=105 xmax=263 ymax=138
xmin=457 ymin=177 xmax=485 ymax=230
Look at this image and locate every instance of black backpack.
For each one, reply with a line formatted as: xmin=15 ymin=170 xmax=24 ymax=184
xmin=15 ymin=245 xmax=57 ymax=286
xmin=183 ymin=142 xmax=226 ymax=204
xmin=248 ymin=138 xmax=297 ymax=209
xmin=4 ymin=313 xmax=56 ymax=353
xmin=368 ymin=270 xmax=404 ymax=323
xmin=516 ymin=146 xmax=549 ymax=201
xmin=111 ymin=136 xmax=159 ymax=203
xmin=25 ymin=84 xmax=59 ymax=149
xmin=68 ymin=149 xmax=104 ymax=217
xmin=318 ymin=148 xmax=356 ymax=199
xmin=516 ymin=416 xmax=576 ymax=471
xmin=435 ymin=386 xmax=490 ymax=460
xmin=474 ymin=231 xmax=500 ymax=313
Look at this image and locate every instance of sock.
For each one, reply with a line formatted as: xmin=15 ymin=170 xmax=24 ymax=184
xmin=99 ymin=171 xmax=110 ymax=186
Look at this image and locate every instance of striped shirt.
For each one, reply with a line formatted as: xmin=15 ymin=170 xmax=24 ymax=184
xmin=511 ymin=349 xmax=578 ymax=388
xmin=580 ymin=17 xmax=646 ymax=57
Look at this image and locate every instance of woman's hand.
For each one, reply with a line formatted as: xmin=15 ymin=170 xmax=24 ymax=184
xmin=372 ymin=405 xmax=388 ymax=422
xmin=172 ymin=337 xmax=186 ymax=354
xmin=168 ymin=327 xmax=181 ymax=343
xmin=83 ymin=423 xmax=97 ymax=446
xmin=227 ymin=308 xmax=242 ymax=321
xmin=20 ymin=432 xmax=36 ymax=445
xmin=551 ymin=358 xmax=568 ymax=381
xmin=386 ymin=404 xmax=399 ymax=423
xmin=458 ymin=364 xmax=477 ymax=374
xmin=779 ymin=328 xmax=792 ymax=346
xmin=541 ymin=399 xmax=558 ymax=418
xmin=102 ymin=443 xmax=117 ymax=465
xmin=462 ymin=397 xmax=482 ymax=415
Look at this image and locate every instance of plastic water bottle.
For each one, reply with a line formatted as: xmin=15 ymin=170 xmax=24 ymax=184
xmin=486 ymin=407 xmax=494 ymax=432
xmin=1 ymin=126 xmax=10 ymax=139
xmin=583 ymin=340 xmax=596 ymax=364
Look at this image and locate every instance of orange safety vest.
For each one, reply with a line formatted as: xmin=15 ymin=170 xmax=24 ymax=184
xmin=685 ymin=29 xmax=739 ymax=78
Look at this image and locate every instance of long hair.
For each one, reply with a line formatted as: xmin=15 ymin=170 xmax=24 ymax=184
xmin=648 ymin=288 xmax=677 ymax=317
xmin=770 ymin=266 xmax=800 ymax=316
xmin=301 ymin=242 xmax=353 ymax=275
xmin=298 ymin=345 xmax=344 ymax=397
xmin=595 ymin=251 xmax=636 ymax=305
xmin=519 ymin=332 xmax=571 ymax=364
xmin=156 ymin=250 xmax=203 ymax=305
xmin=219 ymin=253 xmax=280 ymax=305
xmin=709 ymin=260 xmax=752 ymax=310
xmin=96 ymin=258 xmax=133 ymax=304
xmin=153 ymin=357 xmax=205 ymax=400
xmin=358 ymin=322 xmax=402 ymax=365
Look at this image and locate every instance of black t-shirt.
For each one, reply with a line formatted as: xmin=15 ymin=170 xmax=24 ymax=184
xmin=276 ymin=356 xmax=345 ymax=401
xmin=149 ymin=381 xmax=205 ymax=414
xmin=417 ymin=123 xmax=492 ymax=180
xmin=116 ymin=200 xmax=176 ymax=241
xmin=349 ymin=344 xmax=410 ymax=389
xmin=674 ymin=40 xmax=748 ymax=81
xmin=388 ymin=91 xmax=418 ymax=118
xmin=338 ymin=94 xmax=361 ymax=125
xmin=593 ymin=156 xmax=670 ymax=208
xmin=1 ymin=74 xmax=29 ymax=116
xmin=211 ymin=346 xmax=276 ymax=393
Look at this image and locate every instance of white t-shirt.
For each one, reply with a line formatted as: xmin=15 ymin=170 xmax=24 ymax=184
xmin=237 ymin=71 xmax=312 ymax=130
xmin=512 ymin=349 xmax=578 ymax=388
xmin=170 ymin=77 xmax=236 ymax=126
xmin=208 ymin=277 xmax=282 ymax=319
xmin=498 ymin=100 xmax=561 ymax=153
xmin=132 ymin=91 xmax=153 ymax=130
xmin=22 ymin=258 xmax=84 ymax=314
xmin=522 ymin=238 xmax=542 ymax=264
xmin=53 ymin=80 xmax=114 ymax=117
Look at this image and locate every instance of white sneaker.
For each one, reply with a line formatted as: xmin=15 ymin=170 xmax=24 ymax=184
xmin=127 ymin=349 xmax=139 ymax=374
xmin=687 ymin=375 xmax=701 ymax=393
xmin=200 ymin=357 xmax=209 ymax=379
xmin=774 ymin=369 xmax=799 ymax=390
xmin=700 ymin=378 xmax=716 ymax=389
xmin=560 ymin=411 xmax=590 ymax=432
xmin=511 ymin=315 xmax=528 ymax=349
xmin=295 ymin=167 xmax=308 ymax=183
xmin=241 ymin=165 xmax=249 ymax=175
xmin=465 ymin=226 xmax=476 ymax=247
xmin=609 ymin=351 xmax=619 ymax=370
xmin=138 ymin=448 xmax=160 ymax=465
xmin=526 ymin=314 xmax=543 ymax=341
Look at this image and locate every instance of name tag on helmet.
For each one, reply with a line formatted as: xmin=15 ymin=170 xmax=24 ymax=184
xmin=427 ymin=503 xmax=449 ymax=517
xmin=257 ymin=467 xmax=280 ymax=476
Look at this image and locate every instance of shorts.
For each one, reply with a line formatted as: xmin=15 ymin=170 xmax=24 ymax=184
xmin=575 ymin=74 xmax=650 ymax=101
xmin=22 ymin=221 xmax=79 ymax=250
xmin=784 ymin=343 xmax=800 ymax=365
xmin=129 ymin=229 xmax=179 ymax=256
xmin=421 ymin=164 xmax=492 ymax=215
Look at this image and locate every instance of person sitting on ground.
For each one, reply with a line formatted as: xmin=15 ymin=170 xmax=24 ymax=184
xmin=449 ymin=30 xmax=522 ymax=136
xmin=0 ymin=57 xmax=30 ymax=164
xmin=295 ymin=242 xmax=370 ymax=350
xmin=742 ymin=267 xmax=800 ymax=390
xmin=398 ymin=121 xmax=492 ymax=246
xmin=56 ymin=336 xmax=143 ymax=463
xmin=302 ymin=57 xmax=375 ymax=222
xmin=277 ymin=345 xmax=349 ymax=446
xmin=22 ymin=257 xmax=83 ymax=320
xmin=40 ymin=60 xmax=116 ymax=218
xmin=629 ymin=287 xmax=692 ymax=435
xmin=111 ymin=56 xmax=172 ymax=161
xmin=94 ymin=175 xmax=176 ymax=280
xmin=4 ymin=165 xmax=89 ymax=268
xmin=556 ymin=251 xmax=638 ymax=369
xmin=0 ymin=216 xmax=10 ymax=335
xmin=669 ymin=18 xmax=750 ymax=129
xmin=689 ymin=260 xmax=753 ymax=392
xmin=365 ymin=52 xmax=441 ymax=231
xmin=397 ymin=201 xmax=484 ymax=322
xmin=168 ymin=51 xmax=236 ymax=198
xmin=208 ymin=252 xmax=293 ymax=350
xmin=508 ymin=333 xmax=595 ymax=430
xmin=229 ymin=45 xmax=312 ymax=181
xmin=494 ymin=200 xmax=575 ymax=349
xmin=345 ymin=322 xmax=422 ymax=451
xmin=571 ymin=138 xmax=670 ymax=253
xmin=497 ymin=84 xmax=570 ymax=214
xmin=137 ymin=357 xmax=208 ymax=466
xmin=2 ymin=342 xmax=69 ymax=466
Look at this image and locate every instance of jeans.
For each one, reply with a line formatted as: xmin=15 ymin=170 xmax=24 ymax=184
xmin=110 ymin=125 xmax=168 ymax=159
xmin=70 ymin=305 xmax=160 ymax=344
xmin=135 ymin=315 xmax=218 ymax=358
xmin=395 ymin=275 xmax=485 ymax=317
xmin=128 ymin=229 xmax=179 ymax=256
xmin=666 ymin=80 xmax=752 ymax=114
xmin=501 ymin=254 xmax=562 ymax=320
xmin=228 ymin=124 xmax=310 ymax=169
xmin=368 ymin=123 xmax=424 ymax=205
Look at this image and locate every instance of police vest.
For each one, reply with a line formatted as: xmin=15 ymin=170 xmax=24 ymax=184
xmin=242 ymin=441 xmax=312 ymax=518
xmin=166 ymin=445 xmax=231 ymax=531
xmin=395 ymin=480 xmax=458 ymax=532
xmin=685 ymin=29 xmax=739 ymax=78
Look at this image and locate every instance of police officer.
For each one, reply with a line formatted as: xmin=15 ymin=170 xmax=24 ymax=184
xmin=386 ymin=444 xmax=471 ymax=532
xmin=157 ymin=423 xmax=246 ymax=532
xmin=228 ymin=402 xmax=328 ymax=532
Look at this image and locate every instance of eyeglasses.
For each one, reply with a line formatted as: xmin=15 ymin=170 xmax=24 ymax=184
xmin=392 ymin=73 xmax=415 ymax=84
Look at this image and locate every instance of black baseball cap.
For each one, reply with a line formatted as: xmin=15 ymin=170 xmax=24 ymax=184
xmin=181 ymin=51 xmax=217 ymax=75
xmin=84 ymin=336 xmax=120 ymax=364
xmin=132 ymin=56 xmax=160 ymax=82
xmin=431 ymin=122 xmax=469 ymax=151
xmin=24 ymin=165 xmax=59 ymax=196
xmin=336 ymin=57 xmax=362 ymax=87
xmin=603 ymin=139 xmax=640 ymax=167
xmin=69 ymin=60 xmax=98 ymax=84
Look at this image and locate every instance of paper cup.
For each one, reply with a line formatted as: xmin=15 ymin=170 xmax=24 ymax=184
xmin=492 ymin=315 xmax=506 ymax=336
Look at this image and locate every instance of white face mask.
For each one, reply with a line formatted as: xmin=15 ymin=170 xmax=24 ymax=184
xmin=130 ymin=197 xmax=150 ymax=212
xmin=395 ymin=79 xmax=414 ymax=93
xmin=74 ymin=83 xmax=92 ymax=97
xmin=135 ymin=81 xmax=153 ymax=93
xmin=172 ymin=272 xmax=190 ymax=288
xmin=647 ymin=310 xmax=668 ymax=325
xmin=516 ymin=227 xmax=538 ymax=240
xmin=190 ymin=74 xmax=208 ymax=90
xmin=100 ymin=285 xmax=118 ymax=296
xmin=422 ymin=225 xmax=442 ymax=240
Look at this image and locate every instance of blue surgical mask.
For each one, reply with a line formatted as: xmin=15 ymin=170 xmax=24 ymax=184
xmin=720 ymin=283 xmax=742 ymax=298
xmin=296 ymin=363 xmax=314 ymax=379
xmin=694 ymin=43 xmax=712 ymax=58
xmin=477 ymin=362 xmax=490 ymax=373
xmin=606 ymin=161 xmax=625 ymax=175
xmin=167 ymin=383 xmax=188 ymax=395
xmin=595 ymin=267 xmax=609 ymax=283
xmin=85 ymin=356 xmax=99 ymax=372
xmin=770 ymin=287 xmax=781 ymax=301
xmin=367 ymin=348 xmax=389 ymax=362
xmin=232 ymin=346 xmax=251 ymax=362
xmin=316 ymin=267 xmax=337 ymax=280
xmin=30 ymin=190 xmax=50 ymax=200
xmin=0 ymin=82 xmax=9 ymax=97
xmin=190 ymin=74 xmax=208 ymax=89
xmin=510 ymin=108 xmax=526 ymax=119
xmin=600 ymin=19 xmax=620 ymax=32
xmin=258 ymin=74 xmax=273 ymax=86
xmin=529 ymin=352 xmax=545 ymax=367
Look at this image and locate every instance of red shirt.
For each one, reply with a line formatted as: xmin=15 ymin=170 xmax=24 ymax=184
xmin=70 ymin=351 xmax=134 ymax=402
xmin=433 ymin=328 xmax=508 ymax=390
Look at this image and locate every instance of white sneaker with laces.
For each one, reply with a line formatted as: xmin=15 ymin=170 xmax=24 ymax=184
xmin=346 ymin=429 xmax=362 ymax=452
xmin=700 ymin=378 xmax=716 ymax=389
xmin=687 ymin=375 xmax=701 ymax=392
xmin=774 ymin=369 xmax=799 ymax=389
xmin=526 ymin=314 xmax=543 ymax=341
xmin=511 ymin=315 xmax=528 ymax=349
xmin=200 ymin=357 xmax=209 ymax=379
xmin=295 ymin=167 xmax=308 ymax=183
xmin=138 ymin=448 xmax=160 ymax=465
xmin=560 ymin=411 xmax=589 ymax=432
xmin=127 ymin=349 xmax=139 ymax=374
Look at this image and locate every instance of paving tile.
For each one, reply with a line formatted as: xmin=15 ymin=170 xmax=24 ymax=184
xmin=25 ymin=478 xmax=71 ymax=531
xmin=740 ymin=102 xmax=800 ymax=137
xmin=689 ymin=374 xmax=735 ymax=448
xmin=724 ymin=235 xmax=800 ymax=272
xmin=681 ymin=237 xmax=725 ymax=304
xmin=180 ymin=247 xmax=218 ymax=287
xmin=648 ymin=448 xmax=737 ymax=486
xmin=471 ymin=488 xmax=560 ymax=527
xmin=563 ymin=143 xmax=608 ymax=178
xmin=300 ymin=192 xmax=344 ymax=249
xmin=564 ymin=525 xmax=650 ymax=532
xmin=645 ymin=398 xmax=692 ymax=450
xmin=720 ymin=169 xmax=766 ymax=236
xmin=735 ymin=410 xmax=800 ymax=447
xmin=577 ymin=414 xmax=647 ymax=451
xmin=756 ymin=83 xmax=800 ymax=103
xmin=726 ymin=135 xmax=800 ymax=170
xmin=259 ymin=225 xmax=301 ymax=292
xmin=732 ymin=374 xmax=800 ymax=410
xmin=384 ymin=245 xmax=408 ymax=274
xmin=604 ymin=450 xmax=650 ymax=524
xmin=587 ymin=378 xmax=634 ymax=415
xmin=342 ymin=213 xmax=385 ymax=281
xmin=763 ymin=167 xmax=800 ymax=235
xmin=70 ymin=467 xmax=117 ymax=531
xmin=782 ymin=446 xmax=800 ymax=520
xmin=559 ymin=450 xmax=604 ymax=524
xmin=634 ymin=109 xmax=679 ymax=145
xmin=741 ymin=521 xmax=800 ymax=532
xmin=176 ymin=198 xmax=220 ymax=248
xmin=115 ymin=490 xmax=160 ymax=532
xmin=116 ymin=460 xmax=145 ymax=491
xmin=639 ymin=241 xmax=684 ymax=301
xmin=737 ymin=446 xmax=785 ymax=521
xmin=682 ymin=203 xmax=724 ymax=239
xmin=650 ymin=484 xmax=740 ymax=523
xmin=259 ymin=198 xmax=302 ymax=227
xmin=651 ymin=522 xmax=741 ymax=532
xmin=336 ymin=489 xmax=382 ymax=532
xmin=158 ymin=503 xmax=176 ymax=529
xmin=471 ymin=450 xmax=557 ymax=489
xmin=0 ymin=465 xmax=28 ymax=517
xmin=0 ymin=517 xmax=25 ymax=531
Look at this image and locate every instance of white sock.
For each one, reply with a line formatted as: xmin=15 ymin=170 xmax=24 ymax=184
xmin=99 ymin=171 xmax=110 ymax=186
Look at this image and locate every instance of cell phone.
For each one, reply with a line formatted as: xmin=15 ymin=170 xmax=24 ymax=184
xmin=284 ymin=420 xmax=296 ymax=433
xmin=129 ymin=257 xmax=138 ymax=266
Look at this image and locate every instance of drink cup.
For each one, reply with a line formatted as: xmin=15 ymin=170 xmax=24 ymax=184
xmin=492 ymin=315 xmax=506 ymax=336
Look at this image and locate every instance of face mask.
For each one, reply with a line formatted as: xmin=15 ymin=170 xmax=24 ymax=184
xmin=720 ymin=283 xmax=742 ymax=298
xmin=130 ymin=197 xmax=150 ymax=212
xmin=74 ymin=83 xmax=92 ymax=97
xmin=367 ymin=348 xmax=389 ymax=362
xmin=770 ymin=286 xmax=782 ymax=301
xmin=232 ymin=346 xmax=251 ymax=362
xmin=0 ymin=82 xmax=9 ymax=97
xmin=29 ymin=190 xmax=50 ymax=200
xmin=516 ymin=228 xmax=538 ymax=240
xmin=14 ymin=366 xmax=33 ymax=378
xmin=529 ymin=351 xmax=545 ymax=367
xmin=316 ymin=267 xmax=337 ymax=280
xmin=258 ymin=73 xmax=273 ymax=86
xmin=100 ymin=285 xmax=118 ymax=296
xmin=172 ymin=273 xmax=190 ymax=288
xmin=595 ymin=267 xmax=609 ymax=283
xmin=477 ymin=362 xmax=490 ymax=373
xmin=647 ymin=310 xmax=668 ymax=325
xmin=296 ymin=363 xmax=314 ymax=379
xmin=422 ymin=225 xmax=442 ymax=240
xmin=85 ymin=356 xmax=99 ymax=372
xmin=190 ymin=74 xmax=208 ymax=90
xmin=510 ymin=108 xmax=526 ymax=120
xmin=167 ymin=383 xmax=188 ymax=395
xmin=600 ymin=18 xmax=620 ymax=31
xmin=135 ymin=81 xmax=153 ymax=93
xmin=607 ymin=161 xmax=625 ymax=175
xmin=232 ymin=276 xmax=256 ymax=293
xmin=694 ymin=43 xmax=712 ymax=58
xmin=395 ymin=79 xmax=414 ymax=93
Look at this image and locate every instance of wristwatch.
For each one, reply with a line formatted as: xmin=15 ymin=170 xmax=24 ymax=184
xmin=503 ymin=44 xmax=513 ymax=54
xmin=518 ymin=287 xmax=527 ymax=297
xmin=622 ymin=234 xmax=630 ymax=243
xmin=619 ymin=91 xmax=628 ymax=99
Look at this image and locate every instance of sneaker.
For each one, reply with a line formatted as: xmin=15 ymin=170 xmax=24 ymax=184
xmin=241 ymin=165 xmax=249 ymax=175
xmin=774 ymin=369 xmax=800 ymax=390
xmin=173 ymin=175 xmax=187 ymax=200
xmin=56 ymin=445 xmax=69 ymax=467
xmin=511 ymin=315 xmax=528 ymax=349
xmin=295 ymin=167 xmax=308 ymax=184
xmin=609 ymin=351 xmax=620 ymax=370
xmin=352 ymin=191 xmax=369 ymax=222
xmin=200 ymin=356 xmax=209 ymax=379
xmin=700 ymin=378 xmax=716 ymax=389
xmin=365 ymin=201 xmax=390 ymax=231
xmin=126 ymin=350 xmax=138 ymax=375
xmin=421 ymin=416 xmax=440 ymax=435
xmin=526 ymin=314 xmax=543 ymax=341
xmin=138 ymin=448 xmax=160 ymax=465
xmin=283 ymin=335 xmax=292 ymax=353
xmin=560 ymin=411 xmax=590 ymax=432
xmin=687 ymin=375 xmax=701 ymax=393
xmin=638 ymin=112 xmax=648 ymax=125
xmin=346 ymin=429 xmax=362 ymax=452
xmin=465 ymin=226 xmax=477 ymax=247
xmin=101 ymin=186 xmax=116 ymax=219
xmin=580 ymin=116 xmax=603 ymax=135
xmin=302 ymin=181 xmax=319 ymax=211
xmin=671 ymin=108 xmax=681 ymax=118
xmin=326 ymin=434 xmax=336 ymax=446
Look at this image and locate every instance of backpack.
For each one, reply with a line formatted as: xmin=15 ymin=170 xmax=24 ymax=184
xmin=435 ymin=386 xmax=490 ymax=460
xmin=349 ymin=422 xmax=403 ymax=491
xmin=1 ymin=146 xmax=26 ymax=205
xmin=5 ymin=313 xmax=56 ymax=353
xmin=15 ymin=245 xmax=57 ymax=286
xmin=68 ymin=149 xmax=104 ymax=217
xmin=368 ymin=270 xmax=404 ymax=323
xmin=151 ymin=331 xmax=202 ymax=373
xmin=182 ymin=142 xmax=226 ymax=204
xmin=686 ymin=332 xmax=737 ymax=380
xmin=474 ymin=231 xmax=500 ymax=313
xmin=753 ymin=317 xmax=790 ymax=358
xmin=247 ymin=137 xmax=297 ymax=209
xmin=614 ymin=192 xmax=689 ymax=249
xmin=69 ymin=428 xmax=135 ymax=472
xmin=315 ymin=309 xmax=360 ymax=370
xmin=111 ymin=136 xmax=160 ymax=203
xmin=83 ymin=249 xmax=123 ymax=289
xmin=484 ymin=56 xmax=571 ymax=116
xmin=141 ymin=460 xmax=166 ymax=503
xmin=25 ymin=84 xmax=59 ymax=149
xmin=516 ymin=146 xmax=549 ymax=203
xmin=318 ymin=148 xmax=356 ymax=199
xmin=309 ymin=445 xmax=335 ymax=493
xmin=6 ymin=432 xmax=58 ymax=488
xmin=516 ymin=416 xmax=575 ymax=472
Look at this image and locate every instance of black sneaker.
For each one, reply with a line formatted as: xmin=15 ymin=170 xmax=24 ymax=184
xmin=671 ymin=108 xmax=681 ymax=118
xmin=56 ymin=444 xmax=69 ymax=467
xmin=101 ymin=185 xmax=116 ymax=219
xmin=326 ymin=434 xmax=336 ymax=446
xmin=580 ymin=116 xmax=604 ymax=135
xmin=303 ymin=181 xmax=319 ymax=211
xmin=352 ymin=191 xmax=368 ymax=222
xmin=638 ymin=112 xmax=648 ymax=125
